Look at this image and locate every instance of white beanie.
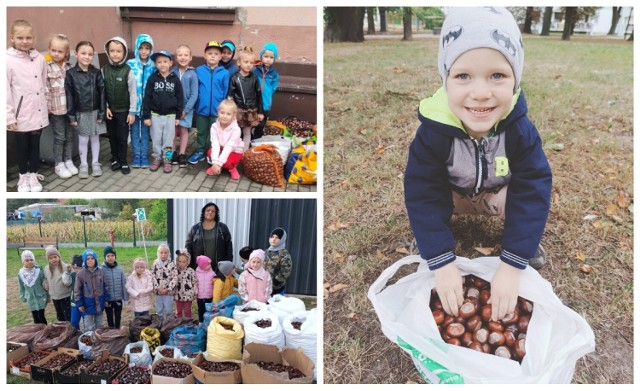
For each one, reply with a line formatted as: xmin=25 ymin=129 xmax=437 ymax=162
xmin=438 ymin=7 xmax=523 ymax=93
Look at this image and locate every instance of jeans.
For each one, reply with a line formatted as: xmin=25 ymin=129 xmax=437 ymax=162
xmin=50 ymin=114 xmax=74 ymax=163
xmin=130 ymin=115 xmax=150 ymax=160
xmin=155 ymin=294 xmax=174 ymax=321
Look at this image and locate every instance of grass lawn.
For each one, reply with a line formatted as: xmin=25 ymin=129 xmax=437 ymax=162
xmin=324 ymin=35 xmax=632 ymax=384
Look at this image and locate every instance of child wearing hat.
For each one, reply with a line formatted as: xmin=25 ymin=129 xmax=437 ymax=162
xmin=18 ymin=250 xmax=49 ymax=324
xmin=126 ymin=257 xmax=154 ymax=317
xmin=142 ymin=49 xmax=184 ymax=173
xmin=189 ymin=40 xmax=230 ymax=165
xmin=238 ymin=249 xmax=272 ymax=303
xmin=195 ymin=255 xmax=215 ymax=322
xmin=264 ymin=227 xmax=292 ymax=295
xmin=74 ymin=249 xmax=110 ymax=331
xmin=174 ymin=249 xmax=197 ymax=318
xmin=235 ymin=245 xmax=254 ymax=277
xmin=220 ymin=40 xmax=238 ymax=75
xmin=101 ymin=245 xmax=128 ymax=328
xmin=404 ymin=7 xmax=552 ymax=322
xmin=212 ymin=260 xmax=237 ymax=302
xmin=70 ymin=254 xmax=84 ymax=329
xmin=42 ymin=245 xmax=72 ymax=322
xmin=252 ymin=42 xmax=280 ymax=139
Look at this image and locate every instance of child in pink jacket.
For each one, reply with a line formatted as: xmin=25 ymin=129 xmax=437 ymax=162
xmin=206 ymin=99 xmax=244 ymax=180
xmin=238 ymin=249 xmax=272 ymax=303
xmin=195 ymin=255 xmax=215 ymax=322
xmin=126 ymin=257 xmax=154 ymax=316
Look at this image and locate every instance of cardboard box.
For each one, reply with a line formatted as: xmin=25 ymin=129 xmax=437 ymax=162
xmin=56 ymin=357 xmax=94 ymax=384
xmin=80 ymin=350 xmax=128 ymax=384
xmin=241 ymin=343 xmax=314 ymax=384
xmin=191 ymin=352 xmax=242 ymax=384
xmin=151 ymin=357 xmax=195 ymax=384
xmin=8 ymin=350 xmax=53 ymax=380
xmin=30 ymin=347 xmax=82 ymax=383
xmin=7 ymin=342 xmax=29 ymax=373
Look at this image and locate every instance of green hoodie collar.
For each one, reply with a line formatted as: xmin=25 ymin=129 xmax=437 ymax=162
xmin=419 ymin=87 xmax=521 ymax=137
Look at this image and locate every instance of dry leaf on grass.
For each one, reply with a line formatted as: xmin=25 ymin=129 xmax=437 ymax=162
xmin=475 ymin=247 xmax=494 ymax=256
xmin=347 ymin=312 xmax=357 ymax=320
xmin=329 ymin=283 xmax=348 ymax=293
xmin=323 ymin=282 xmax=331 ymax=289
xmin=591 ymin=220 xmax=603 ymax=229
xmin=335 ymin=253 xmax=345 ymax=263
xmin=327 ymin=221 xmax=350 ymax=231
xmin=376 ymin=249 xmax=385 ymax=259
xmin=581 ymin=264 xmax=593 ymax=273
xmin=360 ymin=129 xmax=368 ymax=136
xmin=583 ymin=214 xmax=598 ymax=221
xmin=576 ymin=251 xmax=586 ymax=262
xmin=617 ymin=191 xmax=628 ymax=208
xmin=393 ymin=67 xmax=406 ymax=73
xmin=395 ymin=247 xmax=409 ymax=255
xmin=606 ymin=203 xmax=618 ymax=216
xmin=375 ymin=145 xmax=385 ymax=154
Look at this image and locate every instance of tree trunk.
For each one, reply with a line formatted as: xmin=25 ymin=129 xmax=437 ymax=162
xmin=523 ymin=7 xmax=534 ymax=34
xmin=562 ymin=7 xmax=577 ymax=40
xmin=627 ymin=31 xmax=634 ymax=41
xmin=367 ymin=7 xmax=376 ymax=35
xmin=379 ymin=7 xmax=387 ymax=32
xmin=325 ymin=7 xmax=365 ymax=43
xmin=402 ymin=7 xmax=413 ymax=41
xmin=541 ymin=7 xmax=552 ymax=36
xmin=608 ymin=6 xmax=622 ymax=35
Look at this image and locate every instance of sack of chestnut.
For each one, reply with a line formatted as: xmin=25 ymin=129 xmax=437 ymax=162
xmin=368 ymin=256 xmax=595 ymax=383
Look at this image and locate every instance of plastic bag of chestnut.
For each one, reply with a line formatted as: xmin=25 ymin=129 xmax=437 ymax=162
xmin=368 ymin=256 xmax=595 ymax=383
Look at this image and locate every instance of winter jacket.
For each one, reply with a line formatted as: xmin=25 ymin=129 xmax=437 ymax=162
xmin=227 ymin=71 xmax=262 ymax=111
xmin=265 ymin=249 xmax=292 ymax=292
xmin=65 ymin=64 xmax=106 ymax=122
xmin=252 ymin=64 xmax=279 ymax=112
xmin=44 ymin=54 xmax=71 ymax=115
xmin=42 ymin=262 xmax=72 ymax=300
xmin=103 ymin=37 xmax=137 ymax=115
xmin=101 ymin=261 xmax=129 ymax=302
xmin=174 ymin=267 xmax=198 ymax=302
xmin=210 ymin=118 xmax=243 ymax=166
xmin=195 ymin=267 xmax=215 ymax=299
xmin=405 ymin=87 xmax=552 ymax=271
xmin=151 ymin=258 xmax=178 ymax=294
xmin=6 ymin=47 xmax=49 ymax=131
xmin=18 ymin=266 xmax=49 ymax=311
xmin=238 ymin=268 xmax=272 ymax=304
xmin=213 ymin=274 xmax=237 ymax=302
xmin=195 ymin=64 xmax=229 ymax=117
xmin=126 ymin=270 xmax=154 ymax=313
xmin=142 ymin=71 xmax=184 ymax=119
xmin=171 ymin=66 xmax=198 ymax=116
xmin=126 ymin=34 xmax=155 ymax=116
xmin=75 ymin=266 xmax=110 ymax=315
xmin=185 ymin=222 xmax=234 ymax=272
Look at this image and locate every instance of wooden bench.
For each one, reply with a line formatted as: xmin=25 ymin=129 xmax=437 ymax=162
xmin=17 ymin=236 xmax=58 ymax=255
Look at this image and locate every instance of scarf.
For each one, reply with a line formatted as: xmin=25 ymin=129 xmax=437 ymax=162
xmin=19 ymin=266 xmax=41 ymax=288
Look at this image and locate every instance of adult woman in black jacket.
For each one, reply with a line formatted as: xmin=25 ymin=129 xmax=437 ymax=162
xmin=185 ymin=202 xmax=233 ymax=274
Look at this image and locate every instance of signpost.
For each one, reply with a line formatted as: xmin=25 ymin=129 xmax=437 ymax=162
xmin=134 ymin=208 xmax=149 ymax=262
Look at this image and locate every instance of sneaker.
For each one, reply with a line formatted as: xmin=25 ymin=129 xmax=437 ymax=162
xmin=17 ymin=173 xmax=31 ymax=192
xmin=188 ymin=151 xmax=205 ymax=165
xmin=29 ymin=173 xmax=44 ymax=192
xmin=140 ymin=156 xmax=150 ymax=168
xmin=55 ymin=162 xmax=72 ymax=179
xmin=110 ymin=160 xmax=121 ymax=171
xmin=206 ymin=156 xmax=213 ymax=165
xmin=121 ymin=164 xmax=131 ymax=175
xmin=171 ymin=152 xmax=180 ymax=165
xmin=178 ymin=154 xmax=187 ymax=168
xmin=229 ymin=167 xmax=240 ymax=180
xmin=164 ymin=161 xmax=172 ymax=173
xmin=64 ymin=160 xmax=79 ymax=176
xmin=131 ymin=156 xmax=141 ymax=168
xmin=149 ymin=157 xmax=161 ymax=172
xmin=528 ymin=245 xmax=546 ymax=270
xmin=91 ymin=163 xmax=102 ymax=177
xmin=78 ymin=165 xmax=89 ymax=179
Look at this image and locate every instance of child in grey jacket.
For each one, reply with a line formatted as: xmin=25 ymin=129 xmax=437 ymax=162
xmin=101 ymin=245 xmax=128 ymax=328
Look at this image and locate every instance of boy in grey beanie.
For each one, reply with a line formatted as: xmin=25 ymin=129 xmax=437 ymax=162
xmin=405 ymin=7 xmax=551 ymax=323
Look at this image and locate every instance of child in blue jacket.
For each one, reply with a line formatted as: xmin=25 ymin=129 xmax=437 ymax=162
xmin=252 ymin=42 xmax=279 ymax=139
xmin=404 ymin=8 xmax=552 ymax=323
xmin=74 ymin=249 xmax=110 ymax=332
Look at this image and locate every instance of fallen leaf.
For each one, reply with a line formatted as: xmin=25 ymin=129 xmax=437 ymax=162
xmin=335 ymin=253 xmax=345 ymax=263
xmin=610 ymin=215 xmax=623 ymax=224
xmin=591 ymin=220 xmax=602 ymax=229
xmin=323 ymin=282 xmax=331 ymax=289
xmin=581 ymin=264 xmax=593 ymax=273
xmin=329 ymin=283 xmax=348 ymax=293
xmin=606 ymin=203 xmax=618 ymax=216
xmin=395 ymin=247 xmax=409 ymax=255
xmin=583 ymin=214 xmax=598 ymax=221
xmin=393 ymin=67 xmax=406 ymax=73
xmin=575 ymin=251 xmax=586 ymax=262
xmin=375 ymin=145 xmax=385 ymax=154
xmin=327 ymin=221 xmax=350 ymax=231
xmin=360 ymin=129 xmax=368 ymax=136
xmin=347 ymin=312 xmax=357 ymax=320
xmin=376 ymin=249 xmax=385 ymax=259
xmin=324 ymin=289 xmax=329 ymax=298
xmin=617 ymin=192 xmax=628 ymax=208
xmin=475 ymin=247 xmax=494 ymax=256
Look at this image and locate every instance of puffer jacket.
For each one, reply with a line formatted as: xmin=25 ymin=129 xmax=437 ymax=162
xmin=126 ymin=270 xmax=154 ymax=313
xmin=195 ymin=266 xmax=215 ymax=299
xmin=65 ymin=64 xmax=106 ymax=122
xmin=238 ymin=268 xmax=272 ymax=304
xmin=102 ymin=261 xmax=129 ymax=302
xmin=6 ymin=47 xmax=49 ymax=131
xmin=74 ymin=266 xmax=110 ymax=315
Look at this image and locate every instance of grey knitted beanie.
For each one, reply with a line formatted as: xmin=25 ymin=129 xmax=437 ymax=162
xmin=438 ymin=7 xmax=523 ymax=93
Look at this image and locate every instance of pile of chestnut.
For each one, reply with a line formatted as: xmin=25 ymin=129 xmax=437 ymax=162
xmin=153 ymin=361 xmax=192 ymax=378
xmin=256 ymin=361 xmax=305 ymax=379
xmin=117 ymin=366 xmax=151 ymax=384
xmin=430 ymin=274 xmax=533 ymax=363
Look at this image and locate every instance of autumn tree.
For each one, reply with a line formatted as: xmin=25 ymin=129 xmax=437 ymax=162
xmin=379 ymin=7 xmax=387 ymax=32
xmin=562 ymin=7 xmax=577 ymax=40
xmin=367 ymin=7 xmax=375 ymax=35
xmin=324 ymin=7 xmax=365 ymax=42
xmin=540 ymin=7 xmax=553 ymax=36
xmin=608 ymin=6 xmax=623 ymax=35
xmin=402 ymin=7 xmax=413 ymax=41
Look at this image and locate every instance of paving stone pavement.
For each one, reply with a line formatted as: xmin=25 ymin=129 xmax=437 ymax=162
xmin=7 ymin=131 xmax=316 ymax=193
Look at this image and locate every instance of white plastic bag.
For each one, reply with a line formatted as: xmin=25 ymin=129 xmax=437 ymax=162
xmin=251 ymin=135 xmax=292 ymax=165
xmin=124 ymin=340 xmax=153 ymax=367
xmin=283 ymin=310 xmax=317 ymax=380
xmin=267 ymin=295 xmax=306 ymax=324
xmin=368 ymin=255 xmax=595 ymax=384
xmin=78 ymin=331 xmax=95 ymax=359
xmin=244 ymin=311 xmax=285 ymax=349
xmin=232 ymin=300 xmax=270 ymax=326
xmin=152 ymin=344 xmax=184 ymax=363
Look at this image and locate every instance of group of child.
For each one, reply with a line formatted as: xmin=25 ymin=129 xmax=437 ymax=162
xmin=7 ymin=19 xmax=280 ymax=192
xmin=18 ymin=227 xmax=292 ymax=330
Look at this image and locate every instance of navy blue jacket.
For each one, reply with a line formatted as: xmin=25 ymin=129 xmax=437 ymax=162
xmin=404 ymin=88 xmax=552 ymax=270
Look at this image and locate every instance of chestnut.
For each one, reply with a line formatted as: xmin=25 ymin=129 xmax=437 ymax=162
xmin=468 ymin=341 xmax=483 ymax=352
xmin=517 ymin=315 xmax=530 ymax=333
xmin=494 ymin=346 xmax=511 ymax=359
xmin=514 ymin=338 xmax=526 ymax=360
xmin=501 ymin=308 xmax=519 ymax=326
xmin=459 ymin=302 xmax=477 ymax=319
xmin=466 ymin=287 xmax=480 ymax=299
xmin=473 ymin=277 xmax=489 ymax=289
xmin=433 ymin=298 xmax=444 ymax=311
xmin=473 ymin=328 xmax=489 ymax=344
xmin=443 ymin=315 xmax=455 ymax=329
xmin=461 ymin=331 xmax=473 ymax=347
xmin=479 ymin=290 xmax=491 ymax=306
xmin=488 ymin=321 xmax=504 ymax=333
xmin=481 ymin=304 xmax=492 ymax=322
xmin=482 ymin=343 xmax=491 ymax=353
xmin=446 ymin=337 xmax=462 ymax=346
xmin=446 ymin=323 xmax=466 ymax=338
xmin=432 ymin=310 xmax=445 ymax=325
xmin=503 ymin=331 xmax=516 ymax=348
xmin=466 ymin=315 xmax=482 ymax=332
xmin=488 ymin=331 xmax=506 ymax=347
xmin=454 ymin=315 xmax=466 ymax=324
xmin=518 ymin=297 xmax=533 ymax=314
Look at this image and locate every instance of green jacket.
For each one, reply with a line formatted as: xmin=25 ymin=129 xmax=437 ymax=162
xmin=103 ymin=62 xmax=136 ymax=114
xmin=265 ymin=249 xmax=292 ymax=291
xmin=18 ymin=266 xmax=49 ymax=311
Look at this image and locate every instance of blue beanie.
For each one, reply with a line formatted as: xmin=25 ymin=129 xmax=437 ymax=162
xmin=260 ymin=42 xmax=279 ymax=61
xmin=82 ymin=249 xmax=99 ymax=267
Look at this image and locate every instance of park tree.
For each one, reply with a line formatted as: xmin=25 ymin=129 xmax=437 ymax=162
xmin=523 ymin=7 xmax=535 ymax=34
xmin=402 ymin=7 xmax=413 ymax=41
xmin=562 ymin=7 xmax=577 ymax=40
xmin=379 ymin=7 xmax=387 ymax=32
xmin=541 ymin=7 xmax=553 ymax=36
xmin=414 ymin=7 xmax=444 ymax=31
xmin=324 ymin=7 xmax=365 ymax=42
xmin=608 ymin=6 xmax=623 ymax=35
xmin=367 ymin=7 xmax=375 ymax=35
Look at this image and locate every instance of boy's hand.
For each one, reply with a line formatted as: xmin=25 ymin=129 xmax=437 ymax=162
xmin=106 ymin=108 xmax=113 ymax=120
xmin=175 ymin=119 xmax=180 ymax=126
xmin=181 ymin=111 xmax=186 ymax=119
xmin=488 ymin=262 xmax=520 ymax=321
xmin=433 ymin=262 xmax=464 ymax=316
xmin=8 ymin=123 xmax=17 ymax=131
xmin=78 ymin=306 xmax=85 ymax=313
xmin=258 ymin=114 xmax=264 ymax=121
xmin=70 ymin=121 xmax=78 ymax=128
xmin=144 ymin=119 xmax=151 ymax=127
xmin=127 ymin=114 xmax=135 ymax=125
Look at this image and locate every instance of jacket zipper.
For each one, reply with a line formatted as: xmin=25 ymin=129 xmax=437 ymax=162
xmin=237 ymin=74 xmax=246 ymax=106
xmin=15 ymin=96 xmax=24 ymax=119
xmin=210 ymin=68 xmax=215 ymax=117
xmin=472 ymin=138 xmax=488 ymax=195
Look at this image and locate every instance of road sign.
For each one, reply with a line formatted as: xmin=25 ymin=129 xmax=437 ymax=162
xmin=135 ymin=208 xmax=146 ymax=222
